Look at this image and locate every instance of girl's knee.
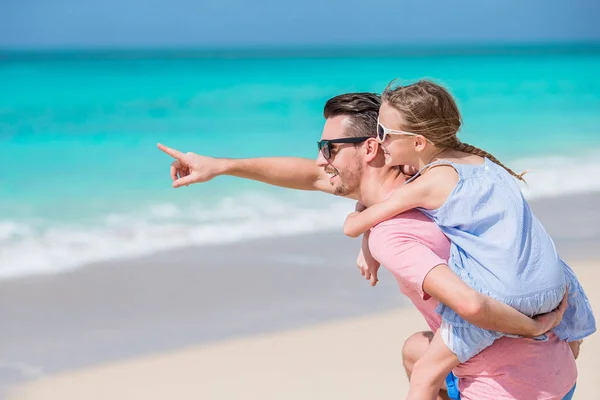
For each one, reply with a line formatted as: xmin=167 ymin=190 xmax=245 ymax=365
xmin=402 ymin=331 xmax=434 ymax=376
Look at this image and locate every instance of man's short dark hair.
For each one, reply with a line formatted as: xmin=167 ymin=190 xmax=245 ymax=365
xmin=323 ymin=92 xmax=381 ymax=138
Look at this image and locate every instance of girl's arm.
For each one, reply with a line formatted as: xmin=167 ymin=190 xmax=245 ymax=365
xmin=343 ymin=167 xmax=455 ymax=238
xmin=343 ymin=182 xmax=428 ymax=237
xmin=406 ymin=330 xmax=460 ymax=400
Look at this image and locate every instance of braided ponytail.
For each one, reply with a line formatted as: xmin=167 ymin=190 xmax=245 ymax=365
xmin=453 ymin=141 xmax=526 ymax=182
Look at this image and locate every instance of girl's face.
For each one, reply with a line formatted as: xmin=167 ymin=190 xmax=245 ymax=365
xmin=378 ymin=102 xmax=418 ymax=167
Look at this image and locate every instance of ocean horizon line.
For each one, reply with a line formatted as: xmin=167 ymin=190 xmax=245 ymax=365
xmin=1 ymin=40 xmax=600 ymax=60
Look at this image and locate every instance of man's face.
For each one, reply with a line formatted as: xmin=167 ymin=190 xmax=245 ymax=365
xmin=316 ymin=116 xmax=365 ymax=197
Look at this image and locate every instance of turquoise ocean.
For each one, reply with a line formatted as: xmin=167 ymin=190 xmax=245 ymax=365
xmin=1 ymin=45 xmax=600 ymax=279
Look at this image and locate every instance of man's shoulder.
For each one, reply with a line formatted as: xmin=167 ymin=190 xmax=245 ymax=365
xmin=372 ymin=209 xmax=436 ymax=230
xmin=369 ymin=209 xmax=444 ymax=247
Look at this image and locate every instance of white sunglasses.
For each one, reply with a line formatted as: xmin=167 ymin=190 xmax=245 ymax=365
xmin=376 ymin=118 xmax=424 ymax=143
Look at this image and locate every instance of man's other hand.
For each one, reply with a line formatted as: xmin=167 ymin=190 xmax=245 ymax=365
xmin=357 ymin=233 xmax=380 ymax=286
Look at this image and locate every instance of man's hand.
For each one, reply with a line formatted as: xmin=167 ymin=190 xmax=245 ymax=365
xmin=357 ymin=233 xmax=380 ymax=286
xmin=157 ymin=143 xmax=225 ymax=188
xmin=530 ymin=291 xmax=568 ymax=337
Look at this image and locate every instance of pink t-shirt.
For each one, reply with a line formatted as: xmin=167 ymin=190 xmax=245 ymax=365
xmin=368 ymin=210 xmax=577 ymax=400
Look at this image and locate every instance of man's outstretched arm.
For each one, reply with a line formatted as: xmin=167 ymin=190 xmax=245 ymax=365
xmin=157 ymin=143 xmax=333 ymax=193
xmin=221 ymin=157 xmax=333 ymax=193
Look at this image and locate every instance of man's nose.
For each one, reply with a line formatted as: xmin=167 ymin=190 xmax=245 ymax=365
xmin=316 ymin=150 xmax=328 ymax=167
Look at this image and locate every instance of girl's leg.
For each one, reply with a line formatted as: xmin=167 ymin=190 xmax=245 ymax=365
xmin=402 ymin=331 xmax=454 ymax=400
xmin=407 ymin=329 xmax=461 ymax=400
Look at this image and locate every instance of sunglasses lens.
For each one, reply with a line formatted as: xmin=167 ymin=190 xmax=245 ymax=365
xmin=318 ymin=141 xmax=330 ymax=159
xmin=323 ymin=143 xmax=330 ymax=159
xmin=377 ymin=124 xmax=385 ymax=141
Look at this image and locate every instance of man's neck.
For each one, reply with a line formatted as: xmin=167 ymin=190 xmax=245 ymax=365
xmin=358 ymin=166 xmax=406 ymax=207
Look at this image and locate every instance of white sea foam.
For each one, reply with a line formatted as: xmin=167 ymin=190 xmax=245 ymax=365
xmin=513 ymin=155 xmax=600 ymax=199
xmin=1 ymin=155 xmax=599 ymax=281
xmin=0 ymin=193 xmax=354 ymax=280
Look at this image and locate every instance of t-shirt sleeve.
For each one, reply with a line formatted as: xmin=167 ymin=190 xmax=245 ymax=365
xmin=369 ymin=218 xmax=447 ymax=300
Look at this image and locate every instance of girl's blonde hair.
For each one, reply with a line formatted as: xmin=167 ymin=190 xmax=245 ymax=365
xmin=382 ymin=80 xmax=525 ymax=181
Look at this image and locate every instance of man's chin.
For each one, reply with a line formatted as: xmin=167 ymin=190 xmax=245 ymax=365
xmin=331 ymin=185 xmax=345 ymax=196
xmin=332 ymin=184 xmax=352 ymax=197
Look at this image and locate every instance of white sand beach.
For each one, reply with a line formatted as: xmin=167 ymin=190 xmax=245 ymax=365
xmin=6 ymin=259 xmax=600 ymax=400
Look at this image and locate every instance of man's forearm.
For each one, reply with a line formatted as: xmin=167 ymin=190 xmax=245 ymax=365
xmin=470 ymin=295 xmax=542 ymax=336
xmin=220 ymin=157 xmax=332 ymax=193
xmin=424 ymin=264 xmax=543 ymax=337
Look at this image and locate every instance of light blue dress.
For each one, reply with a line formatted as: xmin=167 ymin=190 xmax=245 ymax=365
xmin=405 ymin=158 xmax=596 ymax=362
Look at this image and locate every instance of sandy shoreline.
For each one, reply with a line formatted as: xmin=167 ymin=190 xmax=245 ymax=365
xmin=7 ymin=259 xmax=600 ymax=400
xmin=2 ymin=192 xmax=600 ymax=399
xmin=0 ymin=230 xmax=410 ymax=396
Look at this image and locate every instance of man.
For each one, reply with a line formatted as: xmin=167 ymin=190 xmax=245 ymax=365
xmin=157 ymin=93 xmax=576 ymax=400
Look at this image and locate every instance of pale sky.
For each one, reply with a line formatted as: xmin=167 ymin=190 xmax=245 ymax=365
xmin=1 ymin=0 xmax=599 ymax=48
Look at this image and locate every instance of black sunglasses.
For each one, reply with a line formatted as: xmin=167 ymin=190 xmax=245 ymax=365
xmin=317 ymin=136 xmax=372 ymax=160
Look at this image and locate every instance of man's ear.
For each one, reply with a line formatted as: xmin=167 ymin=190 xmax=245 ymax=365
xmin=364 ymin=138 xmax=380 ymax=162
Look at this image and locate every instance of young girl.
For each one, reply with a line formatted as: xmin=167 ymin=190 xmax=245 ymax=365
xmin=344 ymin=80 xmax=596 ymax=400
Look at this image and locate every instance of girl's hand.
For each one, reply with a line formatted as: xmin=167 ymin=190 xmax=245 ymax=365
xmin=400 ymin=164 xmax=419 ymax=177
xmin=355 ymin=201 xmax=367 ymax=212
